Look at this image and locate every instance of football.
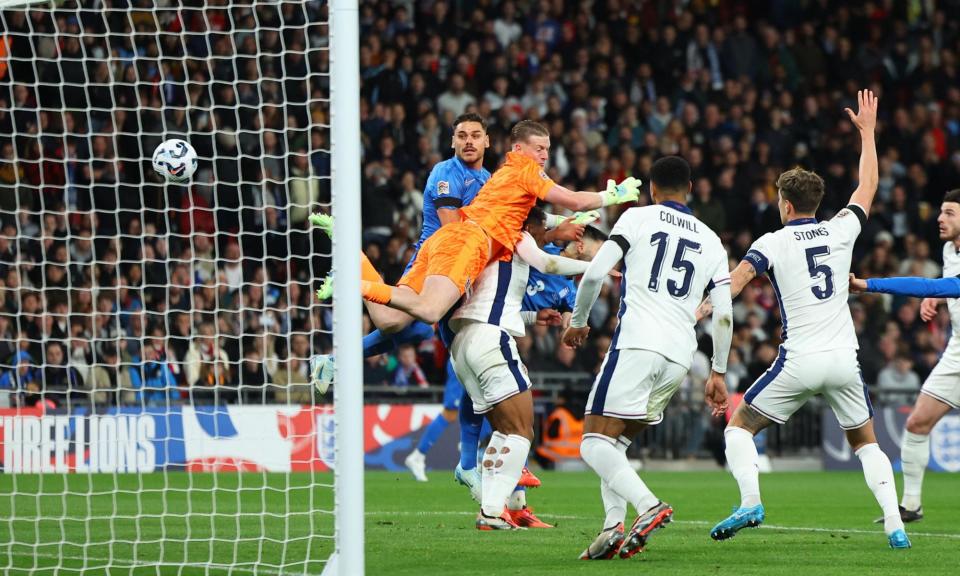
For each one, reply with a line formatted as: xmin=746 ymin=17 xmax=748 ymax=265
xmin=152 ymin=138 xmax=198 ymax=183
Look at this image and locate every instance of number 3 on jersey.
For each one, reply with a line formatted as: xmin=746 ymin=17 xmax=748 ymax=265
xmin=648 ymin=231 xmax=701 ymax=298
xmin=805 ymin=245 xmax=834 ymax=300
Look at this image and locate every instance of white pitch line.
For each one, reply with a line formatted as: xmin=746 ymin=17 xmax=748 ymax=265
xmin=7 ymin=552 xmax=324 ymax=576
xmin=366 ymin=509 xmax=960 ymax=540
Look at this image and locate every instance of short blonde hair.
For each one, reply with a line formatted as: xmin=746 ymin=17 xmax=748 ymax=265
xmin=510 ymin=120 xmax=549 ymax=144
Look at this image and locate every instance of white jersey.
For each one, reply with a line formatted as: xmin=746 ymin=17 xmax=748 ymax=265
xmin=608 ymin=202 xmax=730 ymax=369
xmin=941 ymin=242 xmax=960 ymax=343
xmin=450 ymin=256 xmax=529 ymax=338
xmin=742 ymin=205 xmax=866 ymax=355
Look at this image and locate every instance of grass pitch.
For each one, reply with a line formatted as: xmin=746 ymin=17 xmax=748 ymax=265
xmin=1 ymin=470 xmax=958 ymax=575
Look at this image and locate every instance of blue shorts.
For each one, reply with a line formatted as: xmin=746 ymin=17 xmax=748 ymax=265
xmin=442 ymin=359 xmax=464 ymax=410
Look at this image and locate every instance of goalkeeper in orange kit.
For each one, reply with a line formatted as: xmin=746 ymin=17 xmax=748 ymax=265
xmin=346 ymin=120 xmax=640 ymax=335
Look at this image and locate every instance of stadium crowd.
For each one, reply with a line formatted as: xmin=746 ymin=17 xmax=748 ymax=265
xmin=0 ymin=2 xmax=331 ymax=407
xmin=1 ymin=1 xmax=960 ymax=433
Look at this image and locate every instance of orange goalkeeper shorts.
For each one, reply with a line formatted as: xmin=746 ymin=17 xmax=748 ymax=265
xmin=398 ymin=221 xmax=491 ymax=295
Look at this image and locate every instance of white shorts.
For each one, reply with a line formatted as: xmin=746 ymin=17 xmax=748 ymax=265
xmin=449 ymin=322 xmax=532 ymax=414
xmin=921 ymin=354 xmax=960 ymax=409
xmin=586 ymin=348 xmax=687 ymax=423
xmin=744 ymin=347 xmax=872 ymax=430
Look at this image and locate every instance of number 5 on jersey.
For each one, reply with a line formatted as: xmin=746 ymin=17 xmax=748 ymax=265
xmin=649 ymin=231 xmax=701 ymax=299
xmin=805 ymin=245 xmax=834 ymax=300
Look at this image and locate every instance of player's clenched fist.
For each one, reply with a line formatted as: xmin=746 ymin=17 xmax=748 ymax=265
xmin=561 ymin=325 xmax=590 ymax=348
xmin=847 ymin=273 xmax=867 ymax=294
xmin=602 ymin=177 xmax=641 ymax=206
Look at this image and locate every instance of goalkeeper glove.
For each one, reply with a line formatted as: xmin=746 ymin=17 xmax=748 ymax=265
xmin=309 ymin=212 xmax=334 ymax=239
xmin=602 ymin=177 xmax=641 ymax=207
xmin=571 ymin=210 xmax=601 ymax=225
xmin=315 ymin=274 xmax=334 ymax=301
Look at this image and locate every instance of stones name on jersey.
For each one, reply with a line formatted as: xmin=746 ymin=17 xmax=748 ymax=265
xmin=745 ymin=209 xmax=863 ymax=354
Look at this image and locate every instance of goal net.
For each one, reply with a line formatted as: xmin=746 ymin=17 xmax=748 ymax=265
xmin=0 ymin=1 xmax=347 ymax=574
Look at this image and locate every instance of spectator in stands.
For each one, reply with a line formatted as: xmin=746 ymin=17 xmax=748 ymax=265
xmin=131 ymin=338 xmax=177 ymax=407
xmin=220 ymin=242 xmax=243 ymax=293
xmin=436 ymin=73 xmax=475 ymax=117
xmin=34 ymin=340 xmax=81 ymax=409
xmin=273 ymin=357 xmax=311 ymax=404
xmin=877 ymin=354 xmax=922 ymax=405
xmin=194 ymin=356 xmax=235 ymax=405
xmin=239 ymin=345 xmax=271 ymax=403
xmin=391 ymin=343 xmax=427 ymax=388
xmin=86 ymin=343 xmax=129 ymax=406
xmin=288 ymin=153 xmax=319 ymax=228
xmin=0 ymin=350 xmax=38 ymax=407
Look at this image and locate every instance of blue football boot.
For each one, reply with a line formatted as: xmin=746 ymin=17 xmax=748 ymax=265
xmin=710 ymin=504 xmax=765 ymax=541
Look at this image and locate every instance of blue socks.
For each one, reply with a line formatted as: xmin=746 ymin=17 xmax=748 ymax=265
xmin=459 ymin=391 xmax=483 ymax=470
xmin=417 ymin=412 xmax=451 ymax=454
xmin=362 ymin=321 xmax=435 ymax=357
xmin=479 ymin=418 xmax=492 ymax=446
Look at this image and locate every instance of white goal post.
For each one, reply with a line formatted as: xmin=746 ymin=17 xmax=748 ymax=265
xmin=329 ymin=0 xmax=364 ymax=574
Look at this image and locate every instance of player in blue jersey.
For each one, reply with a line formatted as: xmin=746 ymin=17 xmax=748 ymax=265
xmin=390 ymin=112 xmax=492 ymax=481
xmin=369 ymin=111 xmax=493 ymax=355
xmin=523 ymin=225 xmax=609 ymax=324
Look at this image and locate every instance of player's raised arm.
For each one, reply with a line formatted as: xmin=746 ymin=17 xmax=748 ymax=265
xmin=543 ymin=178 xmax=642 ymax=212
xmin=845 ymin=89 xmax=879 ymax=215
xmin=560 ymin=239 xmax=624 ymax=347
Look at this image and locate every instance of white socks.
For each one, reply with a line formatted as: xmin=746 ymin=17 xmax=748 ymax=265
xmin=600 ymin=436 xmax=631 ymax=528
xmin=900 ymin=431 xmax=929 ymax=512
xmin=480 ymin=433 xmax=531 ymax=517
xmin=725 ymin=426 xmax=762 ymax=508
xmin=507 ymin=489 xmax=526 ymax=511
xmin=481 ymin=431 xmax=507 ymax=486
xmin=856 ymin=443 xmax=904 ymax=535
xmin=581 ymin=433 xmax=658 ymax=515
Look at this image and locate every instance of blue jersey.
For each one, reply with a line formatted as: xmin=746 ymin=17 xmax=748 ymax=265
xmin=414 ymin=156 xmax=491 ymax=254
xmin=522 ymin=244 xmax=578 ymax=313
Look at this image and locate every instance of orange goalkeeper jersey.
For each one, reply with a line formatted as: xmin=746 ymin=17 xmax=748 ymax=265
xmin=460 ymin=151 xmax=555 ymax=254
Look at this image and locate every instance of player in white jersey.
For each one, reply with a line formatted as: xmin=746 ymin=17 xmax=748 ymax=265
xmin=708 ymin=90 xmax=910 ymax=549
xmin=848 ymin=188 xmax=960 ymax=524
xmin=448 ymin=207 xmax=594 ymax=530
xmin=562 ymin=156 xmax=734 ymax=559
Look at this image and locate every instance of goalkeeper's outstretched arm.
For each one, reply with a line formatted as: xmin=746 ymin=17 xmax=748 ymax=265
xmin=543 ymin=177 xmax=642 ymax=211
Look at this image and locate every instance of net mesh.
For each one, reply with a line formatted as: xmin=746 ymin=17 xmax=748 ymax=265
xmin=0 ymin=1 xmax=333 ymax=574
